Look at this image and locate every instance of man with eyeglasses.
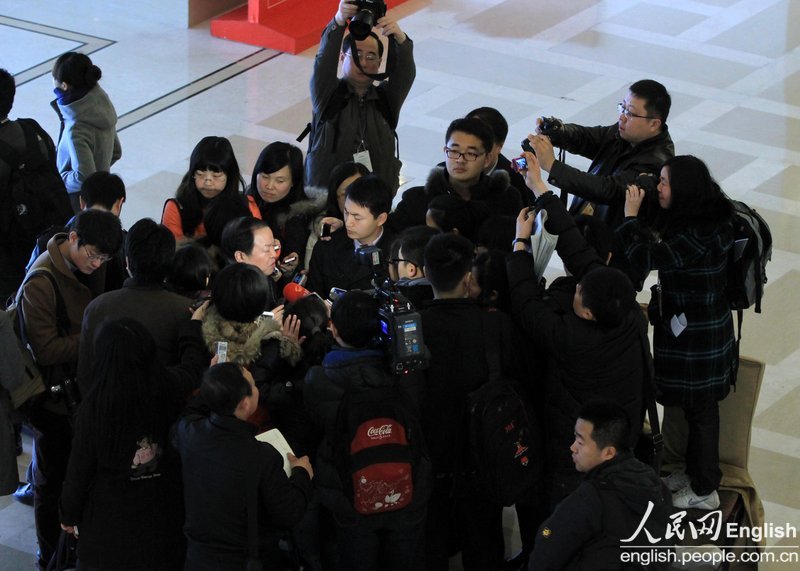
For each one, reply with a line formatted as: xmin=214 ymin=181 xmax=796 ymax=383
xmin=526 ymin=79 xmax=674 ymax=230
xmin=391 ymin=117 xmax=522 ymax=232
xmin=304 ymin=0 xmax=415 ymax=195
xmin=17 ymin=208 xmax=122 ymax=569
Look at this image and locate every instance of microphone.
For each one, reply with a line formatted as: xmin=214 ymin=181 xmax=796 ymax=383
xmin=283 ymin=282 xmax=312 ymax=304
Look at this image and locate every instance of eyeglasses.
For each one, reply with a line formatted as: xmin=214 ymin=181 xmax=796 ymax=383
xmin=444 ymin=147 xmax=485 ymax=162
xmin=617 ymin=102 xmax=655 ymax=120
xmin=82 ymin=245 xmax=112 ymax=264
xmin=344 ymin=50 xmax=379 ymax=62
xmin=194 ymin=170 xmax=227 ymax=180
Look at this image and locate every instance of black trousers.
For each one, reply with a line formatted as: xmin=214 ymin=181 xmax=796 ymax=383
xmin=28 ymin=404 xmax=72 ymax=569
xmin=683 ymin=402 xmax=721 ymax=496
xmin=424 ymin=476 xmax=503 ymax=571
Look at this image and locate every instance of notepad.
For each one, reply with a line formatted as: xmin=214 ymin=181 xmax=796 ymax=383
xmin=255 ymin=429 xmax=294 ymax=477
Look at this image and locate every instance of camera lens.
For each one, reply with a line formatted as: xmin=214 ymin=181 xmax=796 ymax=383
xmin=349 ymin=11 xmax=375 ymax=41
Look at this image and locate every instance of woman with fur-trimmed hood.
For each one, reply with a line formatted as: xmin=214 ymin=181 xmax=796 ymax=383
xmin=201 ymin=263 xmax=303 ymax=392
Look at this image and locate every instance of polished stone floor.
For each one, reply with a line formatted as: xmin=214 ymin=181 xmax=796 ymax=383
xmin=1 ymin=0 xmax=799 ymax=569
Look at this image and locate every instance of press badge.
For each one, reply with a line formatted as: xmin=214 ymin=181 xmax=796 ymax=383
xmin=353 ymin=149 xmax=373 ymax=171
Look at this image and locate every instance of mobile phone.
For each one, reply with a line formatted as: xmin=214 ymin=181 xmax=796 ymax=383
xmin=216 ymin=341 xmax=228 ymax=363
xmin=328 ymin=287 xmax=347 ymax=302
xmin=520 ymin=138 xmax=535 ymax=155
xmin=321 ymin=223 xmax=331 ymax=238
xmin=190 ymin=295 xmax=211 ymax=311
xmin=511 ymin=156 xmax=528 ymax=172
xmin=293 ymin=273 xmax=308 ymax=287
xmin=283 ymin=255 xmax=297 ymax=265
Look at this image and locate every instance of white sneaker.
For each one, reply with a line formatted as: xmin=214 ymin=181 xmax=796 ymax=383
xmin=672 ymin=486 xmax=720 ymax=510
xmin=661 ymin=469 xmax=690 ymax=492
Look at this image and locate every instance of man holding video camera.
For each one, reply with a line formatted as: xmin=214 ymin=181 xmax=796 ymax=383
xmin=304 ymin=0 xmax=415 ymax=195
xmin=526 ymin=79 xmax=674 ymax=229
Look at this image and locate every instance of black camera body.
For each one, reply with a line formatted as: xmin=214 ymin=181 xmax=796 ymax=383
xmin=348 ymin=0 xmax=387 ymax=41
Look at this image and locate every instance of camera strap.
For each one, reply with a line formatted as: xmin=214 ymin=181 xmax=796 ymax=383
xmin=348 ymin=35 xmax=398 ymax=82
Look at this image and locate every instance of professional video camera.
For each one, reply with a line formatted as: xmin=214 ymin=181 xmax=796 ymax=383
xmin=328 ymin=245 xmax=429 ymax=375
xmin=348 ymin=0 xmax=387 ymax=41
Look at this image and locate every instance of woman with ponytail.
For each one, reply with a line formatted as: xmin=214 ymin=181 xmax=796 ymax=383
xmin=51 ymin=52 xmax=121 ymax=213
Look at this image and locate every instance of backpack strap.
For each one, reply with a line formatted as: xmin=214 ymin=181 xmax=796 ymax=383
xmin=638 ymin=324 xmax=662 ymax=474
xmin=15 ymin=267 xmax=70 ymax=345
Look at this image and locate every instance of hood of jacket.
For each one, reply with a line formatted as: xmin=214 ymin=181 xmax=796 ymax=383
xmin=320 ymin=347 xmax=391 ymax=390
xmin=423 ymin=166 xmax=511 ymax=202
xmin=274 ymin=187 xmax=328 ymax=228
xmin=56 ymin=85 xmax=118 ymax=130
xmin=201 ymin=305 xmax=302 ymax=366
xmin=587 ymin=451 xmax=666 ymax=519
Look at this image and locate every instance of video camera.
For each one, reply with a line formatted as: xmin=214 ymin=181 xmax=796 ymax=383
xmin=328 ymin=245 xmax=429 ymax=375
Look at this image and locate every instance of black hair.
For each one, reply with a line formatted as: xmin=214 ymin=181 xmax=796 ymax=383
xmin=578 ymin=267 xmax=637 ymax=329
xmin=629 ymin=79 xmax=671 ymax=124
xmin=331 ymin=290 xmax=380 ymax=348
xmin=220 ymin=216 xmax=270 ymax=263
xmin=574 ymin=215 xmax=613 ymax=262
xmin=167 ymin=244 xmax=211 ymax=296
xmin=465 ymin=106 xmax=508 ymax=146
xmin=342 ymin=31 xmax=385 ymax=58
xmin=286 ymin=295 xmax=332 ymax=366
xmin=577 ymin=400 xmax=631 ymax=451
xmin=199 ymin=362 xmax=252 ymax=416
xmin=0 ymin=68 xmax=15 ymax=118
xmin=477 ymin=215 xmax=516 ymax=253
xmin=52 ymin=52 xmax=102 ymax=90
xmin=427 ymin=194 xmax=476 ymax=241
xmin=472 ymin=249 xmax=511 ymax=313
xmin=248 ymin=142 xmax=307 ymax=216
xmin=174 ymin=136 xmax=246 ymax=237
xmin=202 ymin=196 xmax=252 ymax=249
xmin=345 ymin=174 xmax=392 ymax=218
xmin=212 ymin=263 xmax=269 ymax=323
xmin=652 ymin=155 xmax=734 ymax=237
xmin=445 ymin=117 xmax=493 ymax=157
xmin=81 ymin=318 xmax=171 ymax=462
xmin=79 ymin=171 xmax=126 ymax=210
xmin=397 ymin=225 xmax=440 ymax=268
xmin=124 ymin=218 xmax=176 ymax=284
xmin=424 ymin=233 xmax=474 ymax=293
xmin=327 ymin=161 xmax=370 ymax=218
xmin=72 ymin=208 xmax=123 ymax=256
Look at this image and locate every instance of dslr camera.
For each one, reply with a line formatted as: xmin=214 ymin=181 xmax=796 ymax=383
xmin=347 ymin=0 xmax=387 ymax=41
xmin=512 ymin=116 xmax=566 ymax=172
xmin=328 ymin=245 xmax=429 ymax=375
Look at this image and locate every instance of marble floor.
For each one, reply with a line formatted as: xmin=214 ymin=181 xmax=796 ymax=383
xmin=1 ymin=0 xmax=799 ymax=569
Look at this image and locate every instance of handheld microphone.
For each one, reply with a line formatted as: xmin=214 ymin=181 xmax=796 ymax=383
xmin=283 ymin=282 xmax=312 ymax=304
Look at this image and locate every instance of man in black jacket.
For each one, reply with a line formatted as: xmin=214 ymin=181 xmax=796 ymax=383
xmin=529 ymin=401 xmax=673 ymax=571
xmin=390 ymin=117 xmax=522 ymax=233
xmin=420 ymin=233 xmax=525 ymax=571
xmin=526 ymin=79 xmax=674 ymax=229
xmin=175 ymin=363 xmax=313 ymax=571
xmin=307 ymin=174 xmax=394 ymax=297
xmin=508 ymin=156 xmax=648 ymax=507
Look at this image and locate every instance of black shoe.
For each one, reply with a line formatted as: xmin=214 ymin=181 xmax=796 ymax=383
xmin=13 ymin=482 xmax=34 ymax=506
xmin=503 ymin=550 xmax=530 ymax=571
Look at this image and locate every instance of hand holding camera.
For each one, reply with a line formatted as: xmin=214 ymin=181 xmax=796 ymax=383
xmin=624 ymin=184 xmax=646 ymax=218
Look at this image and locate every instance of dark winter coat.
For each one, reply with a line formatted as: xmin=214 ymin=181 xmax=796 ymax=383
xmin=419 ymin=299 xmax=525 ymax=477
xmin=76 ymin=277 xmax=192 ymax=396
xmin=529 ymin=451 xmax=674 ymax=571
xmin=546 ymin=123 xmax=674 ymax=229
xmin=305 ymin=19 xmax=415 ymax=193
xmin=508 ymin=195 xmax=647 ymax=496
xmin=615 ymin=216 xmax=735 ymax=407
xmin=175 ymin=401 xmax=312 ymax=571
xmin=59 ymin=320 xmax=209 ymax=570
xmin=389 ymin=166 xmax=523 ymax=233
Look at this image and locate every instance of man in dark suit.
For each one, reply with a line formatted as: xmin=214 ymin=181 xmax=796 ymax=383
xmin=307 ymin=174 xmax=394 ymax=297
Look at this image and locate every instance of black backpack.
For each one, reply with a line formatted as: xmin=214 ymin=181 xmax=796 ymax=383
xmin=726 ymin=200 xmax=772 ymax=383
xmin=727 ymin=200 xmax=772 ymax=314
xmin=467 ymin=315 xmax=543 ymax=506
xmin=333 ymin=384 xmax=431 ymax=519
xmin=0 ymin=119 xmax=73 ymax=240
